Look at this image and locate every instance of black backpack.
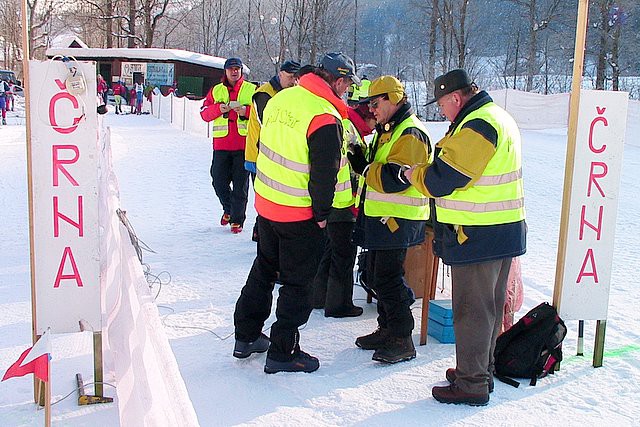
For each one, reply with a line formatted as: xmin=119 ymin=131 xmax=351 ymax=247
xmin=494 ymin=302 xmax=567 ymax=387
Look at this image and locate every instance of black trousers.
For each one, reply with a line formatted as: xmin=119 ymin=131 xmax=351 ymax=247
xmin=210 ymin=150 xmax=249 ymax=225
xmin=234 ymin=216 xmax=325 ymax=361
xmin=311 ymin=221 xmax=357 ymax=312
xmin=367 ymin=248 xmax=415 ymax=337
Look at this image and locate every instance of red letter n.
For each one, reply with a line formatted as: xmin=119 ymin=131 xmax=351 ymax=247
xmin=53 ymin=196 xmax=84 ymax=237
xmin=579 ymin=205 xmax=603 ymax=241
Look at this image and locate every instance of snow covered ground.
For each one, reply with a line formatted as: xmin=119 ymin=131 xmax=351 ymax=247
xmin=1 ymin=98 xmax=640 ymax=426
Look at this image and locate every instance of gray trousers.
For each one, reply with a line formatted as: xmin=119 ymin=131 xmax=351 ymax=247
xmin=451 ymin=257 xmax=512 ymax=394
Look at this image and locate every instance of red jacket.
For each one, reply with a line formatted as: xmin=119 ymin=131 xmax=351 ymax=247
xmin=200 ymin=76 xmax=252 ymax=151
xmin=97 ymin=80 xmax=108 ymax=94
xmin=112 ymin=83 xmax=125 ymax=96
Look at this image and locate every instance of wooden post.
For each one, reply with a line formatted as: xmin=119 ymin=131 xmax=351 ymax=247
xmin=593 ymin=320 xmax=606 ymax=367
xmin=44 ymin=362 xmax=51 ymax=427
xmin=552 ymin=0 xmax=589 ymax=311
xmin=93 ymin=331 xmax=104 ymax=397
xmin=419 ymin=254 xmax=439 ymax=345
xmin=21 ymin=0 xmax=41 ymax=406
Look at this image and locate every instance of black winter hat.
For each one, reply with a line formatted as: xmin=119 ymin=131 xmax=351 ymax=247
xmin=295 ymin=64 xmax=316 ymax=78
xmin=280 ymin=60 xmax=301 ymax=74
xmin=319 ymin=52 xmax=361 ymax=86
xmin=426 ymin=69 xmax=473 ymax=105
xmin=224 ymin=57 xmax=243 ymax=69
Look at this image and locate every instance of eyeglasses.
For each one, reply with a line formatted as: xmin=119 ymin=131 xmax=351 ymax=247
xmin=368 ymin=97 xmax=385 ymax=109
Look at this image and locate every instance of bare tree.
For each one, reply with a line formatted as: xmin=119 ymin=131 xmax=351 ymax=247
xmin=507 ymin=0 xmax=563 ymax=92
xmin=26 ymin=0 xmax=59 ymax=58
xmin=0 ymin=0 xmax=23 ymax=72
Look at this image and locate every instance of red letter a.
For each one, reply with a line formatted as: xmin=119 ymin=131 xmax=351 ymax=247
xmin=53 ymin=246 xmax=84 ymax=288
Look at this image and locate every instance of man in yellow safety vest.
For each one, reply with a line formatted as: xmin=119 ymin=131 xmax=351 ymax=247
xmin=233 ymin=52 xmax=360 ymax=374
xmin=406 ymin=69 xmax=527 ymax=406
xmin=349 ymin=76 xmax=432 ymax=364
xmin=245 ymin=60 xmax=301 ymax=241
xmin=200 ymin=57 xmax=257 ymax=234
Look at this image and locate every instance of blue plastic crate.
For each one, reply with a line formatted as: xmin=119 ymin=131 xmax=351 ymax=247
xmin=428 ymin=318 xmax=456 ymax=343
xmin=428 ymin=299 xmax=453 ymax=326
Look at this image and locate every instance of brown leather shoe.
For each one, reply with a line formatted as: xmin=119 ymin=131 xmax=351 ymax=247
xmin=432 ymin=384 xmax=489 ymax=406
xmin=446 ymin=368 xmax=494 ymax=393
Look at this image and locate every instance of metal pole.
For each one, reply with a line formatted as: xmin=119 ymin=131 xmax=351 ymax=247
xmin=577 ymin=320 xmax=584 ymax=356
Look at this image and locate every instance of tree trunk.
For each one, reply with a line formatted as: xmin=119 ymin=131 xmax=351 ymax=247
xmin=106 ymin=0 xmax=113 ymax=47
xmin=611 ymin=23 xmax=620 ymax=91
xmin=128 ymin=0 xmax=136 ymax=47
xmin=525 ymin=0 xmax=537 ymax=92
xmin=595 ymin=0 xmax=609 ymax=90
xmin=513 ymin=30 xmax=520 ymax=90
xmin=457 ymin=0 xmax=467 ymax=68
xmin=428 ymin=0 xmax=437 ymax=83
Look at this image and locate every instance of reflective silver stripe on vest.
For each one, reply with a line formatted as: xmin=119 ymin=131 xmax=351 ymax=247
xmin=335 ymin=181 xmax=350 ymax=192
xmin=213 ymin=125 xmax=228 ymax=132
xmin=435 ymin=197 xmax=524 ymax=212
xmin=340 ymin=156 xmax=349 ymax=168
xmin=474 ymin=169 xmax=522 ymax=186
xmin=257 ymin=171 xmax=310 ymax=197
xmin=238 ymin=122 xmax=248 ymax=131
xmin=366 ymin=191 xmax=429 ymax=207
xmin=260 ymin=145 xmax=310 ymax=173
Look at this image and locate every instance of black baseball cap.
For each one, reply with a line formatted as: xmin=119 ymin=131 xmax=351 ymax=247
xmin=426 ymin=69 xmax=473 ymax=105
xmin=224 ymin=57 xmax=243 ymax=69
xmin=319 ymin=52 xmax=361 ymax=86
xmin=280 ymin=60 xmax=301 ymax=74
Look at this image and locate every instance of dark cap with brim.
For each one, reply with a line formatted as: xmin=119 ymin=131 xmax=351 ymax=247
xmin=320 ymin=52 xmax=361 ymax=86
xmin=425 ymin=69 xmax=473 ymax=105
xmin=224 ymin=57 xmax=243 ymax=69
xmin=280 ymin=60 xmax=301 ymax=74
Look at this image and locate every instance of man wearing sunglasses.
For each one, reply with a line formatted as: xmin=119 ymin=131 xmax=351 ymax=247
xmin=348 ymin=76 xmax=432 ymax=364
xmin=405 ymin=69 xmax=526 ymax=405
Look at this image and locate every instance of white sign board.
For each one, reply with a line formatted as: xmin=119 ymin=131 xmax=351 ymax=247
xmin=559 ymin=90 xmax=628 ymax=320
xmin=146 ymin=63 xmax=174 ymax=87
xmin=121 ymin=62 xmax=147 ymax=83
xmin=29 ymin=60 xmax=101 ymax=334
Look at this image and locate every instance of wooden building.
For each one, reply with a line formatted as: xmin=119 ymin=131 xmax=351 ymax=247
xmin=46 ymin=45 xmax=249 ymax=99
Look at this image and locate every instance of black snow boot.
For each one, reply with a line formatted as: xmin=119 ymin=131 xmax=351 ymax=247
xmin=264 ymin=350 xmax=319 ymax=374
xmin=355 ymin=328 xmax=390 ymax=350
xmin=233 ymin=333 xmax=270 ymax=359
xmin=372 ymin=336 xmax=416 ymax=364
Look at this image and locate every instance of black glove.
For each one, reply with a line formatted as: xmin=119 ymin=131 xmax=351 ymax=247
xmin=347 ymin=144 xmax=369 ymax=176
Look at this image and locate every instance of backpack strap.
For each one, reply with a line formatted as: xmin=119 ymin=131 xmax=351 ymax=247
xmin=495 ymin=373 xmax=520 ymax=388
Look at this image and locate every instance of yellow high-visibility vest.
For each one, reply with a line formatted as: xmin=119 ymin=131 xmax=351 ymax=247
xmin=246 ymin=82 xmax=278 ymax=163
xmin=212 ymin=80 xmax=256 ymax=137
xmin=435 ymin=102 xmax=525 ymax=225
xmin=333 ymin=118 xmax=361 ymax=208
xmin=348 ymin=79 xmax=371 ymax=102
xmin=254 ymin=86 xmax=341 ymax=207
xmin=361 ymin=115 xmax=432 ymax=220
